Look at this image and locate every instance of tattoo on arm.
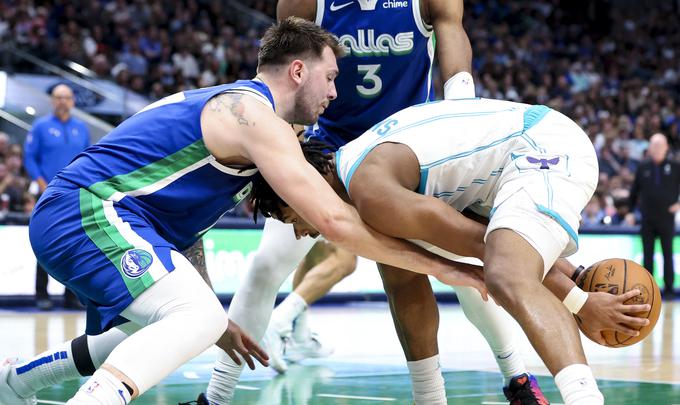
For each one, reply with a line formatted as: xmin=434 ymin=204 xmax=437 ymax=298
xmin=182 ymin=238 xmax=213 ymax=289
xmin=209 ymin=93 xmax=252 ymax=127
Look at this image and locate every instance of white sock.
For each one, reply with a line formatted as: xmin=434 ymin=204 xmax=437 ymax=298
xmin=8 ymin=341 xmax=82 ymax=398
xmin=271 ymin=292 xmax=308 ymax=335
xmin=454 ymin=286 xmax=526 ymax=384
xmin=493 ymin=347 xmax=527 ymax=385
xmin=208 ymin=218 xmax=316 ymax=402
xmin=292 ymin=307 xmax=311 ymax=343
xmin=554 ymin=364 xmax=604 ymax=405
xmin=406 ymin=355 xmax=446 ymax=405
xmin=207 ymin=354 xmax=243 ymax=404
xmin=66 ymin=368 xmax=131 ymax=405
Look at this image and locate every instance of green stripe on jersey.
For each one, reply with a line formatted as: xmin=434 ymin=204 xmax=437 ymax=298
xmin=88 ymin=140 xmax=210 ymax=200
xmin=79 ymin=189 xmax=154 ymax=298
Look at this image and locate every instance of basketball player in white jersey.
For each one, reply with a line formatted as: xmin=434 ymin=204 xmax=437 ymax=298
xmin=251 ymin=97 xmax=654 ymax=405
xmin=206 ymin=1 xmax=557 ymax=404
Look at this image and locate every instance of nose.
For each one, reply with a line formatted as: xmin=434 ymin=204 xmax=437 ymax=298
xmin=328 ymin=82 xmax=337 ymax=101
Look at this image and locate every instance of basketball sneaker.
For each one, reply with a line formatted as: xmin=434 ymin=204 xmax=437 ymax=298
xmin=261 ymin=325 xmax=289 ymax=373
xmin=284 ymin=333 xmax=334 ymax=363
xmin=0 ymin=359 xmax=37 ymax=405
xmin=503 ymin=373 xmax=550 ymax=405
xmin=178 ymin=392 xmax=209 ymax=405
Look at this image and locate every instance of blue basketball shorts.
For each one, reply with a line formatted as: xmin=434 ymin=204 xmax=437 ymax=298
xmin=29 ymin=180 xmax=178 ymax=335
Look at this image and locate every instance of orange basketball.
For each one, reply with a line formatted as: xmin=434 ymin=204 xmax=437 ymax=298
xmin=575 ymin=258 xmax=661 ymax=347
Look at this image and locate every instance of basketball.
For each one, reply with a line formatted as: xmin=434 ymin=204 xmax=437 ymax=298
xmin=576 ymin=258 xmax=662 ymax=347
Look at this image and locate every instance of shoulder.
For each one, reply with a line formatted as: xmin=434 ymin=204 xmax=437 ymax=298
xmin=31 ymin=115 xmax=52 ymax=129
xmin=73 ymin=117 xmax=89 ymax=129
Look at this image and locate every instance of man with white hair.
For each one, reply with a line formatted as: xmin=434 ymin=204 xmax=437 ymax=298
xmin=630 ymin=132 xmax=680 ymax=299
xmin=24 ymin=83 xmax=91 ymax=310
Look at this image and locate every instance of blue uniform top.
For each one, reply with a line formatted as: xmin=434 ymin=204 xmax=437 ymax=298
xmin=309 ymin=0 xmax=435 ymax=148
xmin=55 ymin=80 xmax=271 ymax=251
xmin=24 ymin=114 xmax=91 ymax=182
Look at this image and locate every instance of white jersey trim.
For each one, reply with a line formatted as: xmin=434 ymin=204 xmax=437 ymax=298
xmin=223 ymin=87 xmax=274 ymax=111
xmin=412 ymin=0 xmax=433 ymax=37
xmin=316 ymin=0 xmax=325 ymax=25
xmin=206 ymin=86 xmax=268 ymax=176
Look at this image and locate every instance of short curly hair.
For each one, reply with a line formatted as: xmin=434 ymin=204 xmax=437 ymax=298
xmin=250 ymin=139 xmax=335 ymax=223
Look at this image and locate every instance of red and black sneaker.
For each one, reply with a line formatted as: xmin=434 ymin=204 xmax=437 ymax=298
xmin=503 ymin=373 xmax=550 ymax=405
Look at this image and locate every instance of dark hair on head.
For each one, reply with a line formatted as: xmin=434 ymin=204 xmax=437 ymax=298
xmin=258 ymin=16 xmax=344 ymax=68
xmin=250 ymin=139 xmax=335 ymax=223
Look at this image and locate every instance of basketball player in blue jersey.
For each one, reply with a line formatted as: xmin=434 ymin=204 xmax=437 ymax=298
xmin=205 ymin=1 xmax=552 ymax=404
xmin=251 ymin=98 xmax=657 ymax=405
xmin=0 ymin=18 xmax=487 ymax=405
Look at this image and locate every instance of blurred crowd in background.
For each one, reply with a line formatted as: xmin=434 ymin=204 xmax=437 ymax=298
xmin=1 ymin=0 xmax=679 ymax=227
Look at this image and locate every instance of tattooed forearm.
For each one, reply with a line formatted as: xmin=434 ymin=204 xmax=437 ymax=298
xmin=209 ymin=93 xmax=251 ymax=126
xmin=182 ymin=238 xmax=213 ymax=289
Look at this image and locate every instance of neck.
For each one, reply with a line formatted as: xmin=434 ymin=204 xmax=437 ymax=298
xmin=55 ymin=112 xmax=70 ymax=122
xmin=255 ymin=71 xmax=295 ymax=123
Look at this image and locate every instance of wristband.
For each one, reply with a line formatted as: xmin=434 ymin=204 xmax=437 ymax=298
xmin=443 ymin=71 xmax=475 ymax=100
xmin=571 ymin=265 xmax=586 ymax=283
xmin=563 ymin=285 xmax=589 ymax=314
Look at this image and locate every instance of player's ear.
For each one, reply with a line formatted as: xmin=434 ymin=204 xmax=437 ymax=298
xmin=289 ymin=59 xmax=306 ymax=85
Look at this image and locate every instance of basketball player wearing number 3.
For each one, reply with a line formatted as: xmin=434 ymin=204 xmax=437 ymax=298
xmin=205 ymin=0 xmax=555 ymax=404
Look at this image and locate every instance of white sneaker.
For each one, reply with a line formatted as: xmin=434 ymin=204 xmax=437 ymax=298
xmin=0 ymin=359 xmax=37 ymax=405
xmin=261 ymin=326 xmax=289 ymax=374
xmin=284 ymin=333 xmax=334 ymax=363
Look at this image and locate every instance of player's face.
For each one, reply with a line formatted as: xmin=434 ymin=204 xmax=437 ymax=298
xmin=277 ymin=206 xmax=320 ymax=240
xmin=293 ymin=46 xmax=338 ymax=125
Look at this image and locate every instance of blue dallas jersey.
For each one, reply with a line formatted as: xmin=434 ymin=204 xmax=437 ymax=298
xmin=309 ymin=0 xmax=435 ymax=147
xmin=54 ymin=80 xmax=271 ymax=251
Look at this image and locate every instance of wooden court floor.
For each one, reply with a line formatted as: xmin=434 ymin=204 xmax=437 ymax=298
xmin=1 ymin=301 xmax=679 ymax=404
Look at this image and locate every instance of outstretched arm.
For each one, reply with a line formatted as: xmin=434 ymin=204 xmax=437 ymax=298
xmin=200 ymin=92 xmax=483 ymax=287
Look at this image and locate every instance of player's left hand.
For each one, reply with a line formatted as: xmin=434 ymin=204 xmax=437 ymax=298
xmin=216 ymin=320 xmax=270 ymax=370
xmin=435 ymin=262 xmax=488 ymax=301
xmin=575 ymin=289 xmax=651 ymax=344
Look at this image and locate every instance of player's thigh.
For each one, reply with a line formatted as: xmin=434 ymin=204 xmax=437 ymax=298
xmin=486 ymin=186 xmax=573 ymax=280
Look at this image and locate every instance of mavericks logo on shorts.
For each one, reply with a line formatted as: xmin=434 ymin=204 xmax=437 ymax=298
xmin=120 ymin=249 xmax=153 ymax=278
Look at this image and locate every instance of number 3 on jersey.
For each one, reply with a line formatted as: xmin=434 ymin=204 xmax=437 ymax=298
xmin=357 ymin=64 xmax=382 ymax=98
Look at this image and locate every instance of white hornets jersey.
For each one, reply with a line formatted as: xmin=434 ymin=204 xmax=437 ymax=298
xmin=335 ymin=98 xmax=561 ymax=216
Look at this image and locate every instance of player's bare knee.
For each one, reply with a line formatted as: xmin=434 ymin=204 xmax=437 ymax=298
xmin=380 ymin=268 xmax=425 ymax=298
xmin=486 ymin=265 xmax=539 ymax=308
xmin=336 ymin=252 xmax=357 ymax=278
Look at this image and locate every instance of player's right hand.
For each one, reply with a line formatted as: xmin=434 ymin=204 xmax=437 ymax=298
xmin=575 ymin=289 xmax=651 ymax=342
xmin=435 ymin=262 xmax=488 ymax=301
xmin=216 ymin=320 xmax=270 ymax=370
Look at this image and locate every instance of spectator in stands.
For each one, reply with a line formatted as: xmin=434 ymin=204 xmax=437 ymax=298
xmin=23 ymin=83 xmax=91 ymax=310
xmin=629 ymin=133 xmax=680 ymax=299
xmin=4 ymin=0 xmax=680 ymax=224
xmin=0 ymin=132 xmax=10 ymax=161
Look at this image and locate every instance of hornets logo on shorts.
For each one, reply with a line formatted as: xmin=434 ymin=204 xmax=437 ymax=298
xmin=120 ymin=249 xmax=153 ymax=278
